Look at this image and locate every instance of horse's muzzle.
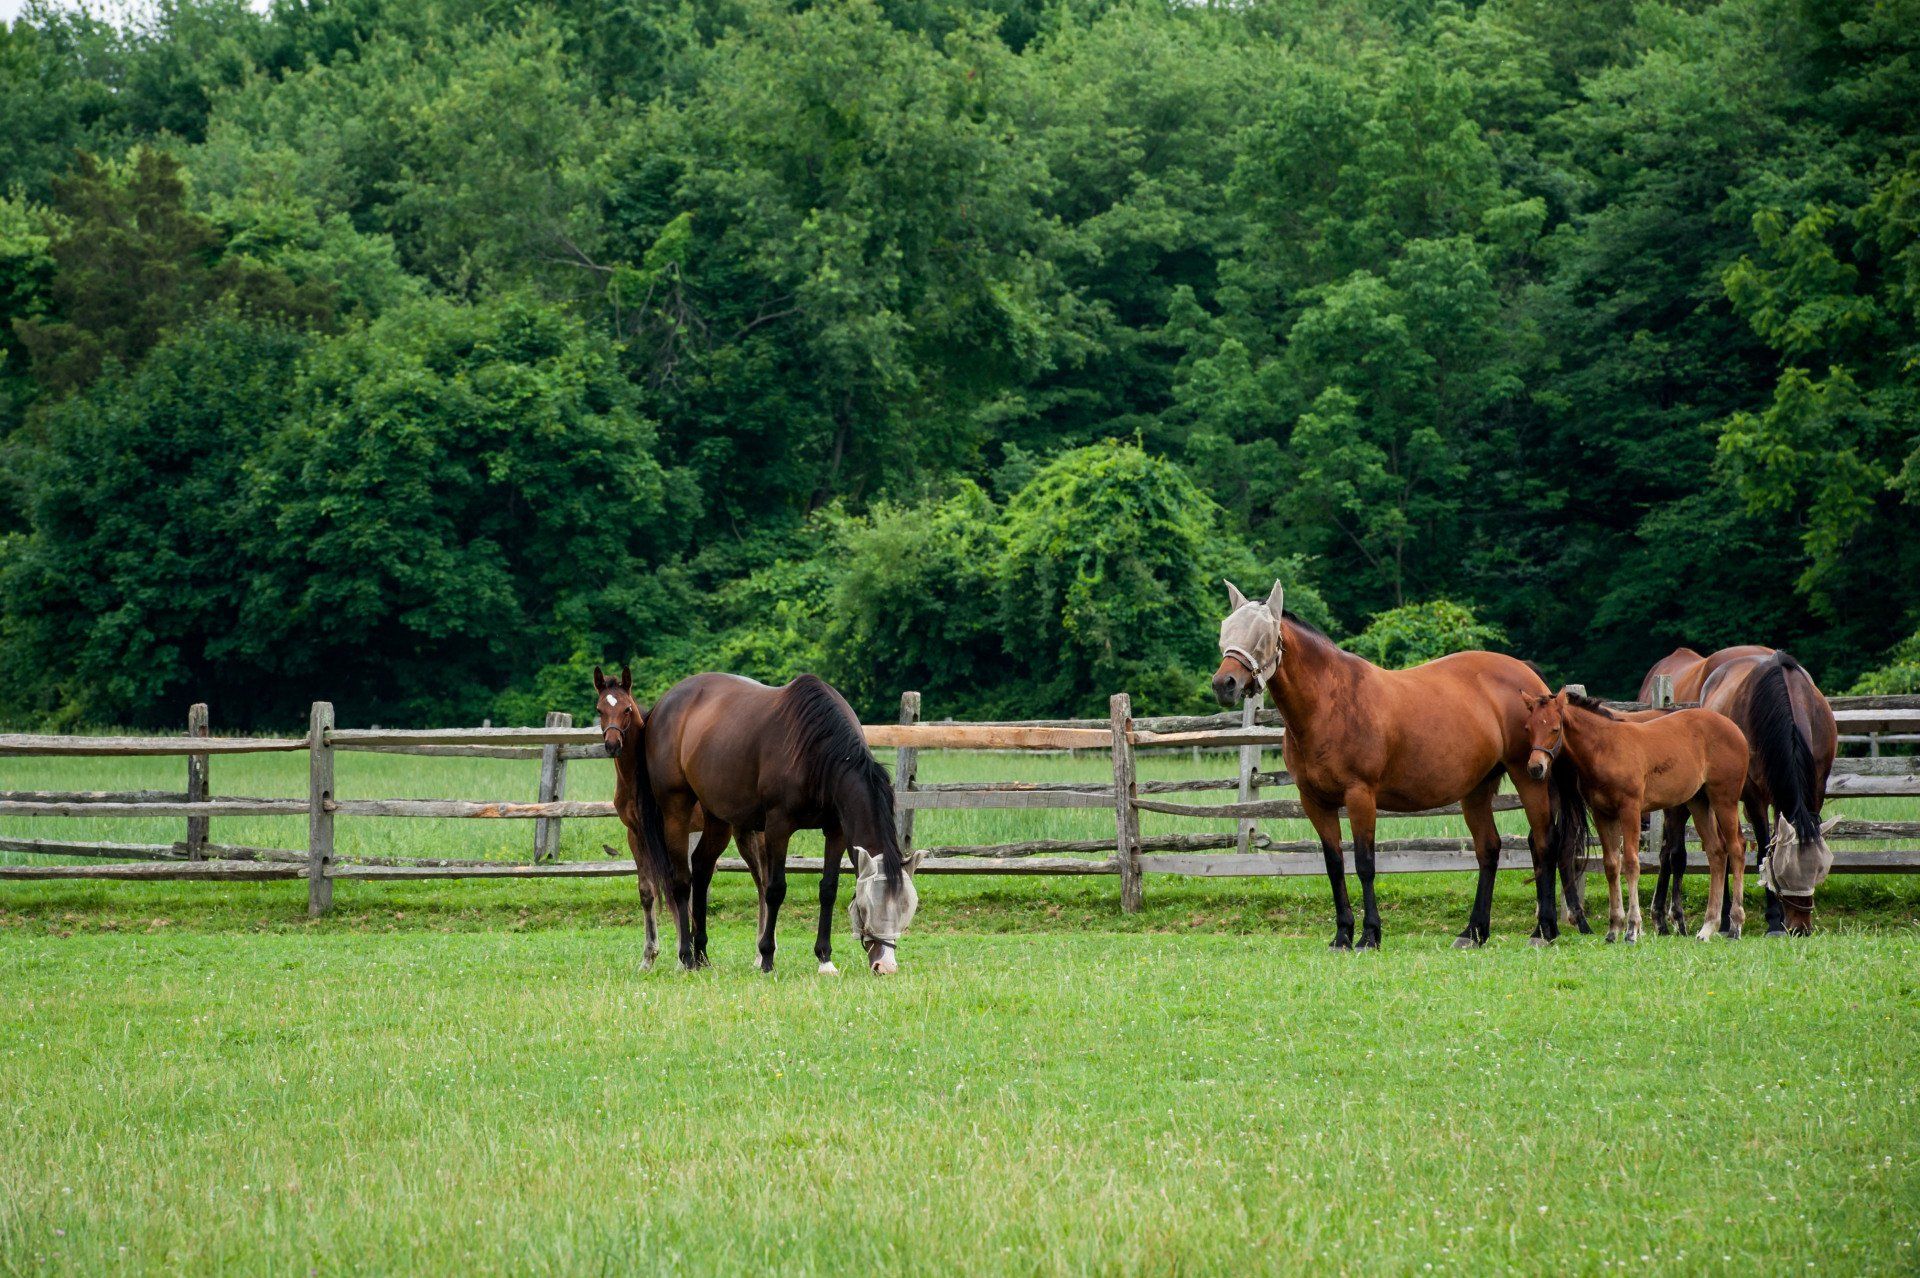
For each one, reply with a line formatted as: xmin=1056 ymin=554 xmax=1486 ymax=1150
xmin=602 ymin=733 xmax=621 ymax=757
xmin=1211 ymin=673 xmax=1244 ymax=707
xmin=1526 ymin=752 xmax=1549 ymax=781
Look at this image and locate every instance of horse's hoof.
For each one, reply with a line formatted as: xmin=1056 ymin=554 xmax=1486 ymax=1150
xmin=1452 ymin=934 xmax=1483 ymax=950
xmin=1624 ymin=931 xmax=1639 ymax=945
xmin=1329 ymin=939 xmax=1353 ymax=952
xmin=1766 ymin=926 xmax=1787 ymax=938
xmin=1574 ymin=917 xmax=1595 ymax=935
xmin=818 ymin=961 xmax=839 ymax=975
xmin=1356 ymin=938 xmax=1380 ymax=952
xmin=1695 ymin=929 xmax=1715 ymax=942
xmin=1528 ymin=936 xmax=1552 ymax=948
xmin=1605 ymin=930 xmax=1619 ymax=944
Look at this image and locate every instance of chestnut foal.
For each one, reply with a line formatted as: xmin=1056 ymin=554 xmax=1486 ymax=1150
xmin=1522 ymin=690 xmax=1749 ymax=942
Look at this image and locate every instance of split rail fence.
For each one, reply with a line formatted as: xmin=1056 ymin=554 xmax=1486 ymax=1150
xmin=3 ymin=690 xmax=1919 ymax=914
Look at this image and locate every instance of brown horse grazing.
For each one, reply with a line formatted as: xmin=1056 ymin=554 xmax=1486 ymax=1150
xmin=1522 ymin=690 xmax=1750 ymax=942
xmin=1636 ymin=646 xmax=1775 ymax=704
xmin=1212 ymin=582 xmax=1590 ymax=949
xmin=597 ymin=667 xmax=922 ymax=974
xmin=1650 ymin=650 xmax=1838 ymax=936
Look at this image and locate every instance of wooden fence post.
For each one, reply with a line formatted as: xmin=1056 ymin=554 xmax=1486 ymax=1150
xmin=895 ymin=692 xmax=920 ymax=852
xmin=307 ymin=702 xmax=335 ymax=916
xmin=1110 ymin=693 xmax=1143 ymax=913
xmin=185 ymin=702 xmax=209 ymax=860
xmin=1646 ymin=675 xmax=1673 ymax=866
xmin=533 ymin=711 xmax=570 ymax=863
xmin=1236 ymin=692 xmax=1260 ymax=858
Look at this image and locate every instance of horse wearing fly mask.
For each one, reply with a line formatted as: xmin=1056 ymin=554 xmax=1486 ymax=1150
xmin=1212 ymin=581 xmax=1591 ymax=948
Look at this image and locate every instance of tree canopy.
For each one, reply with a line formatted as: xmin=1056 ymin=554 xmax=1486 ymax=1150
xmin=2 ymin=0 xmax=1916 ymax=727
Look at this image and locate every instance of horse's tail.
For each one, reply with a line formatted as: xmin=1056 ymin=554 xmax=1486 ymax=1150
xmin=1549 ymin=749 xmax=1590 ymax=885
xmin=1748 ymin=652 xmax=1823 ymax=844
xmin=628 ymin=714 xmax=678 ymax=894
xmin=1660 ymin=801 xmax=1688 ymax=867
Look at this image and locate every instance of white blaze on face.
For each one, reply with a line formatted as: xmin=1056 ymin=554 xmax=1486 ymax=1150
xmin=606 ymin=694 xmax=617 ymax=708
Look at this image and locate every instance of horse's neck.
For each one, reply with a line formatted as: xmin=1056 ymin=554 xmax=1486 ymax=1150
xmin=1265 ymin=620 xmax=1364 ymax=738
xmin=612 ymin=739 xmax=644 ymax=806
xmin=1559 ymin=706 xmax=1615 ymax=766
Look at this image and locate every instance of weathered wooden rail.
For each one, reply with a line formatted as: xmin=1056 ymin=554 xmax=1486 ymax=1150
xmin=2 ymin=691 xmax=1917 ymax=915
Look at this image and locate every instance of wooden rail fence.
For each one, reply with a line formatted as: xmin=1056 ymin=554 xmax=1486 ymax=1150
xmin=3 ymin=692 xmax=1918 ymax=914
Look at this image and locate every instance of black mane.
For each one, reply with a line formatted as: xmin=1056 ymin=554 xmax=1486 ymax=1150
xmin=1563 ymin=689 xmax=1618 ymax=719
xmin=784 ymin=674 xmax=903 ymax=885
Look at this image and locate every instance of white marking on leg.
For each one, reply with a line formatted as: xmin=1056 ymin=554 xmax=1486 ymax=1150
xmin=818 ymin=961 xmax=838 ymax=975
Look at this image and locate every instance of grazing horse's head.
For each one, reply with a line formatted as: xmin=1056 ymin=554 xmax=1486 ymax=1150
xmin=1519 ymin=689 xmax=1569 ymax=781
xmin=848 ymin=846 xmax=925 ymax=975
xmin=591 ymin=665 xmax=641 ymax=757
xmin=1765 ymin=814 xmax=1840 ymax=935
xmin=1212 ymin=579 xmax=1285 ymax=706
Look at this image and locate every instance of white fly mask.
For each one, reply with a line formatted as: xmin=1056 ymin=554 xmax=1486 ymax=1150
xmin=1762 ymin=815 xmax=1840 ymax=898
xmin=1218 ymin=580 xmax=1286 ymax=689
xmin=847 ymin=846 xmax=924 ymax=975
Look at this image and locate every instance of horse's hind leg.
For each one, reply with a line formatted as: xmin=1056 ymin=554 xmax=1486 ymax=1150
xmin=688 ymin=814 xmax=732 ymax=969
xmin=1302 ymin=796 xmax=1354 ymax=951
xmin=1345 ymin=789 xmax=1382 ymax=950
xmin=816 ymin=831 xmax=846 ymax=974
xmin=1719 ymin=791 xmax=1748 ymax=938
xmin=1661 ymin=805 xmax=1689 ymax=935
xmin=658 ymin=802 xmax=699 ymax=970
xmin=1692 ymin=799 xmax=1726 ymax=942
xmin=1455 ymin=776 xmax=1503 ymax=948
xmin=1595 ymin=814 xmax=1625 ymax=943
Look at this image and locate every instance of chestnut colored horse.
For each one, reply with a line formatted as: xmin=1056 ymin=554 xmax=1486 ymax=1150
xmin=1646 ymin=650 xmax=1837 ymax=935
xmin=595 ymin=667 xmax=922 ymax=974
xmin=1212 ymin=582 xmax=1589 ymax=949
xmin=1522 ymin=690 xmax=1749 ymax=942
xmin=1636 ymin=646 xmax=1774 ymax=705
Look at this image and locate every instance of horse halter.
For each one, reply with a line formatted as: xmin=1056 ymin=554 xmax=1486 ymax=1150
xmin=1529 ymin=723 xmax=1564 ymax=766
xmin=1222 ymin=625 xmax=1281 ymax=692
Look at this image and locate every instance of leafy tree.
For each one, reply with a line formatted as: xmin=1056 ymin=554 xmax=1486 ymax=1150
xmin=14 ymin=149 xmax=331 ymax=399
xmin=1349 ymin=598 xmax=1507 ymax=670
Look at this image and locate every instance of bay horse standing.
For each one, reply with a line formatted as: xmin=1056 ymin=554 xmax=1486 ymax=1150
xmin=1211 ymin=582 xmax=1589 ymax=949
xmin=596 ymin=667 xmax=922 ymax=974
xmin=1644 ymin=649 xmax=1837 ymax=935
xmin=1522 ymin=689 xmax=1749 ymax=942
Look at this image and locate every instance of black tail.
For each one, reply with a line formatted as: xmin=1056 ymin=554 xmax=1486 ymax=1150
xmin=628 ymin=717 xmax=678 ymax=894
xmin=1549 ymin=750 xmax=1590 ymax=885
xmin=1748 ymin=652 xmax=1822 ymax=843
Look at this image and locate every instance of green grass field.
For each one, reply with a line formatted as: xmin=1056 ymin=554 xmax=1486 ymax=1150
xmin=3 ymin=748 xmax=1919 ymax=1273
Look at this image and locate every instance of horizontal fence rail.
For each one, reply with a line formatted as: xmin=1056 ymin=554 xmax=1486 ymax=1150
xmin=2 ymin=692 xmax=1918 ymax=914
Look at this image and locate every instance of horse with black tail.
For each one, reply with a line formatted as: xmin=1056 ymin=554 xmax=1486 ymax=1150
xmin=1212 ymin=581 xmax=1590 ymax=949
xmin=600 ymin=668 xmax=923 ymax=974
xmin=1651 ymin=650 xmax=1836 ymax=936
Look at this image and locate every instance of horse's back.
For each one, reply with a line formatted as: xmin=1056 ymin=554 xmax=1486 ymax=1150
xmin=1639 ymin=648 xmax=1704 ymax=701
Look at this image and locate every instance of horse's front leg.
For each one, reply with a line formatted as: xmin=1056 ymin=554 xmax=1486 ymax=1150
xmin=657 ymin=802 xmax=699 ymax=970
xmin=1744 ymin=796 xmax=1785 ymax=936
xmin=626 ymin=829 xmax=659 ymax=970
xmin=1344 ymin=789 xmax=1382 ymax=950
xmin=1457 ymin=779 xmax=1503 ymax=948
xmin=1302 ymin=796 xmax=1353 ymax=950
xmin=1514 ymin=774 xmax=1559 ymax=946
xmin=816 ymin=832 xmax=846 ymax=974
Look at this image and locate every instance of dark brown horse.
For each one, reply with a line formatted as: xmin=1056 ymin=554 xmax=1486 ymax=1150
xmin=1212 ymin=582 xmax=1589 ymax=949
xmin=596 ymin=667 xmax=922 ymax=974
xmin=1646 ymin=650 xmax=1837 ymax=935
xmin=1522 ymin=690 xmax=1749 ymax=942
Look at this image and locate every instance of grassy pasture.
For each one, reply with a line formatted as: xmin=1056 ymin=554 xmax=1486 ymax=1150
xmin=3 ymin=747 xmax=1919 ymax=1273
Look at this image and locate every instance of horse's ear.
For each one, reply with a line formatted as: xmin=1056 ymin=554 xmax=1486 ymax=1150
xmin=1265 ymin=581 xmax=1284 ymax=617
xmin=906 ymin=848 xmax=926 ymax=875
xmin=619 ymin=665 xmax=632 ymax=691
xmin=1819 ymin=815 xmax=1841 ymax=838
xmin=1224 ymin=579 xmax=1248 ymax=611
xmin=1774 ymin=814 xmax=1796 ymax=847
xmin=592 ymin=666 xmax=606 ymax=692
xmin=853 ymin=846 xmax=873 ymax=877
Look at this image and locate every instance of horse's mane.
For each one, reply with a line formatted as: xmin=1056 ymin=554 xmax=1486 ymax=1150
xmin=784 ymin=674 xmax=903 ymax=885
xmin=1281 ymin=610 xmax=1330 ymax=642
xmin=1564 ymin=689 xmax=1618 ymax=719
xmin=1741 ymin=652 xmax=1823 ymax=843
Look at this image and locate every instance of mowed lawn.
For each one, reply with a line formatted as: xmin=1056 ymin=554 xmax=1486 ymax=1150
xmin=4 ymin=746 xmax=1920 ymax=1273
xmin=2 ymin=873 xmax=1919 ymax=1275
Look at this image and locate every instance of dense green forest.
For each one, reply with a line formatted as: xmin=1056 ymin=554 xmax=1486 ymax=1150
xmin=1 ymin=0 xmax=1915 ymax=728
